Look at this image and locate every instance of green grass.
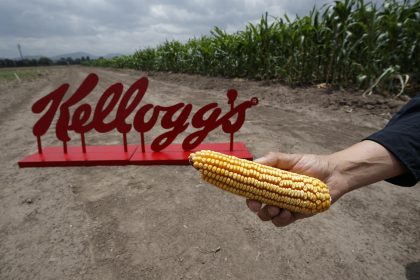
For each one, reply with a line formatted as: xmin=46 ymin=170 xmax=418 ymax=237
xmin=0 ymin=69 xmax=44 ymax=81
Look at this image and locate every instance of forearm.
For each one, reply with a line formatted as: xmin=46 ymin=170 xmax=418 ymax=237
xmin=327 ymin=140 xmax=407 ymax=197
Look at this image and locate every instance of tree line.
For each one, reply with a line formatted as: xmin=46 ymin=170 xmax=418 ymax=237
xmin=0 ymin=56 xmax=91 ymax=68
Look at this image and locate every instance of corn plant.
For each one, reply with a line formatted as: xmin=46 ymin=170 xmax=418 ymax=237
xmin=84 ymin=0 xmax=420 ymax=96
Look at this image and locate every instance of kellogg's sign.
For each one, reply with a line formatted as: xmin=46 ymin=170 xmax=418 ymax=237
xmin=19 ymin=73 xmax=258 ymax=167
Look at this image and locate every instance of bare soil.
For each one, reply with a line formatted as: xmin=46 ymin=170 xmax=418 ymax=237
xmin=0 ymin=66 xmax=419 ymax=280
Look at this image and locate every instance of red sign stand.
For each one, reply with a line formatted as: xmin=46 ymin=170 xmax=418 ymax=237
xmin=18 ymin=145 xmax=138 ymax=167
xmin=129 ymin=142 xmax=252 ymax=165
xmin=18 ymin=73 xmax=257 ymax=168
xmin=18 ymin=142 xmax=252 ymax=167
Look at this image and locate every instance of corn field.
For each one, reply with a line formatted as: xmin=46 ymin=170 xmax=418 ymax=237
xmin=86 ymin=0 xmax=420 ymax=95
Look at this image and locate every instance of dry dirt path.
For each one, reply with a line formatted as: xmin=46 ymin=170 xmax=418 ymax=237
xmin=0 ymin=66 xmax=419 ymax=280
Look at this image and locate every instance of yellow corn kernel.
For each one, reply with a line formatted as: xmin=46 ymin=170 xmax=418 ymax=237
xmin=189 ymin=150 xmax=331 ymax=214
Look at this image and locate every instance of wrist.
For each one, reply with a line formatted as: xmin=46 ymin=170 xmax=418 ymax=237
xmin=324 ymin=154 xmax=353 ymax=201
xmin=325 ymin=140 xmax=407 ymax=198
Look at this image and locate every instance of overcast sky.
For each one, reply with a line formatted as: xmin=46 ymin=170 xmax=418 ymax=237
xmin=1 ymin=0 xmax=342 ymax=58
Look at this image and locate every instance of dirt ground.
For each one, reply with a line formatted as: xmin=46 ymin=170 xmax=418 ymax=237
xmin=0 ymin=66 xmax=419 ymax=280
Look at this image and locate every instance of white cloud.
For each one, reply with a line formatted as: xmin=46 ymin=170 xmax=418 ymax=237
xmin=150 ymin=4 xmax=169 ymax=19
xmin=0 ymin=0 xmax=338 ymax=58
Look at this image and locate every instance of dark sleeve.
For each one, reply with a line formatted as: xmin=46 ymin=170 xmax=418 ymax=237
xmin=365 ymin=94 xmax=420 ymax=187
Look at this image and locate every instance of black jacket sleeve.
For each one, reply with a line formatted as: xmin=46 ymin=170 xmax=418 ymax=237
xmin=365 ymin=94 xmax=420 ymax=186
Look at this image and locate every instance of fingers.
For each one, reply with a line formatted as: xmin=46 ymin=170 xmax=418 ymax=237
xmin=257 ymin=206 xmax=296 ymax=227
xmin=246 ymin=199 xmax=262 ymax=212
xmin=254 ymin=152 xmax=279 ymax=166
xmin=247 ymin=200 xmax=280 ymax=220
xmin=267 ymin=205 xmax=280 ymax=217
xmin=254 ymin=152 xmax=302 ymax=170
xmin=271 ymin=210 xmax=296 ymax=227
xmin=247 ymin=199 xmax=300 ymax=227
xmin=257 ymin=205 xmax=274 ymax=221
xmin=259 ymin=207 xmax=297 ymax=227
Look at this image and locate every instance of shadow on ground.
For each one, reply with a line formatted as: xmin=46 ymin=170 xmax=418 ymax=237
xmin=406 ymin=262 xmax=420 ymax=280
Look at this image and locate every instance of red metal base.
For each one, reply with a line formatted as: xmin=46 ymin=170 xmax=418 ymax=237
xmin=130 ymin=142 xmax=252 ymax=165
xmin=18 ymin=145 xmax=138 ymax=167
xmin=18 ymin=142 xmax=253 ymax=167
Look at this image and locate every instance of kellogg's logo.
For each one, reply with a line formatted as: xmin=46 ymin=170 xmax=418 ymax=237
xmin=19 ymin=73 xmax=258 ymax=167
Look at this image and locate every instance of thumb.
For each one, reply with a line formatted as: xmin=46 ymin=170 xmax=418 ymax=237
xmin=254 ymin=152 xmax=279 ymax=166
xmin=254 ymin=152 xmax=301 ymax=170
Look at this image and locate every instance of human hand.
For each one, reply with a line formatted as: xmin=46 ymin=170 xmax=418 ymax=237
xmin=246 ymin=152 xmax=347 ymax=227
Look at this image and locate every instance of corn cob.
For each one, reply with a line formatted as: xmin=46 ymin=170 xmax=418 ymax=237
xmin=189 ymin=150 xmax=331 ymax=214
